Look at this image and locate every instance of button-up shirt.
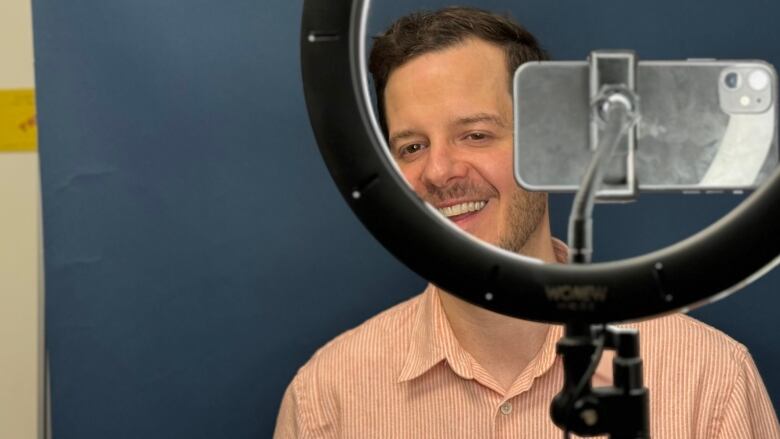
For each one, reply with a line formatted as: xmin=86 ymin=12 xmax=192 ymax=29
xmin=274 ymin=285 xmax=779 ymax=438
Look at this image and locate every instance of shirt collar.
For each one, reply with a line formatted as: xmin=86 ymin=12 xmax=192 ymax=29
xmin=397 ymin=238 xmax=569 ymax=385
xmin=551 ymin=237 xmax=569 ymax=264
xmin=397 ymin=284 xmax=474 ymax=382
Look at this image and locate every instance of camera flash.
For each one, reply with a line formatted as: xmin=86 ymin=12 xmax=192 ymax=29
xmin=740 ymin=96 xmax=751 ymax=106
xmin=749 ymin=70 xmax=770 ymax=91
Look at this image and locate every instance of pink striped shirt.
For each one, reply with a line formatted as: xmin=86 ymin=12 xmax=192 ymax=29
xmin=274 ymin=285 xmax=779 ymax=438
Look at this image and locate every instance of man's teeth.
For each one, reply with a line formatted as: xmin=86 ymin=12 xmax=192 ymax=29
xmin=438 ymin=201 xmax=487 ymax=218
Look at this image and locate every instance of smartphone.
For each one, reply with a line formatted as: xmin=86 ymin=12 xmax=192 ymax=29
xmin=513 ymin=59 xmax=778 ymax=193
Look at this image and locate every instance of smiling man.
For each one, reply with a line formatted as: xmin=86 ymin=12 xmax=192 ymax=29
xmin=383 ymin=35 xmax=551 ymax=260
xmin=274 ymin=7 xmax=778 ymax=438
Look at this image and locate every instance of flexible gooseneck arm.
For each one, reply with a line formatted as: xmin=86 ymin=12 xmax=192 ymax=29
xmin=569 ymin=86 xmax=640 ymax=264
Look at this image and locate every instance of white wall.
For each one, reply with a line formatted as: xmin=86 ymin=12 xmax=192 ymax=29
xmin=0 ymin=0 xmax=44 ymax=438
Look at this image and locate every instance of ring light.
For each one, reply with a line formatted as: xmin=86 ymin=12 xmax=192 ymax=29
xmin=300 ymin=0 xmax=780 ymax=323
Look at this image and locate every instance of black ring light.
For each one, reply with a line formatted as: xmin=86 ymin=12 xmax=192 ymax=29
xmin=300 ymin=0 xmax=780 ymax=323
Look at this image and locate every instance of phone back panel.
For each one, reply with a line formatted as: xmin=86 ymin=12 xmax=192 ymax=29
xmin=513 ymin=60 xmax=778 ymax=192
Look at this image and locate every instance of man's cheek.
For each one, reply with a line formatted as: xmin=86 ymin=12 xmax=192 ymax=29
xmin=399 ymin=166 xmax=422 ymax=191
xmin=401 ymin=175 xmax=423 ymax=194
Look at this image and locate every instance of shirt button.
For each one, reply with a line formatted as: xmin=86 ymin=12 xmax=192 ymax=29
xmin=500 ymin=402 xmax=513 ymax=415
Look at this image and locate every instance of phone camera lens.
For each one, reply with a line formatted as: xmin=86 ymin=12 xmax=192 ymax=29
xmin=724 ymin=72 xmax=740 ymax=89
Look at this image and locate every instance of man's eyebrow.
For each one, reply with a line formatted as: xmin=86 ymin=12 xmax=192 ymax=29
xmin=387 ymin=113 xmax=505 ymax=145
xmin=454 ymin=113 xmax=506 ymax=127
xmin=388 ymin=129 xmax=420 ymax=146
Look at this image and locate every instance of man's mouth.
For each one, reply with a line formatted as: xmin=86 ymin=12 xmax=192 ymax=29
xmin=437 ymin=200 xmax=487 ymax=219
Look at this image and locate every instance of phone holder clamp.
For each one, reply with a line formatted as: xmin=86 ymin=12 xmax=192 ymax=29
xmin=590 ymin=50 xmax=640 ymax=202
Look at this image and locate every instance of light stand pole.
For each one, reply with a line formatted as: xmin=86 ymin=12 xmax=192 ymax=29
xmin=551 ymin=324 xmax=649 ymax=438
xmin=551 ymin=51 xmax=649 ymax=438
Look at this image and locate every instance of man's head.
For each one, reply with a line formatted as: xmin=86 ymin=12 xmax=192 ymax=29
xmin=368 ymin=7 xmax=551 ymax=255
xmin=369 ymin=7 xmax=548 ymax=133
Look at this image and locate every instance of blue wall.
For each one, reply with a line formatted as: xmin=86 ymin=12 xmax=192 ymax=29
xmin=33 ymin=0 xmax=778 ymax=437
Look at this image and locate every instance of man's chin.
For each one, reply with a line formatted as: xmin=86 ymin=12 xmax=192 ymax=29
xmin=455 ymin=222 xmax=502 ymax=249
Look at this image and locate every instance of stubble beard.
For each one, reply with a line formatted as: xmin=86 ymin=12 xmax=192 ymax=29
xmin=425 ymin=181 xmax=547 ymax=254
xmin=497 ymin=189 xmax=547 ymax=253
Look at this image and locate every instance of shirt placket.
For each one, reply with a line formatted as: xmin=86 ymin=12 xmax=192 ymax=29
xmin=493 ymin=396 xmax=518 ymax=439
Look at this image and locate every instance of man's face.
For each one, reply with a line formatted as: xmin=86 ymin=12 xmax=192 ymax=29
xmin=383 ymin=37 xmax=546 ymax=253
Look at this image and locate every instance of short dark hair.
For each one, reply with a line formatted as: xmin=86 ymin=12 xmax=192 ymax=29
xmin=368 ymin=6 xmax=548 ymax=133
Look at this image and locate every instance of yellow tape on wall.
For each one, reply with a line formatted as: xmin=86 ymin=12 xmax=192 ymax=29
xmin=0 ymin=89 xmax=36 ymax=152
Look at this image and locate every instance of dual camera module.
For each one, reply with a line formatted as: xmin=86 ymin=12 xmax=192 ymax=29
xmin=720 ymin=66 xmax=774 ymax=114
xmin=724 ymin=70 xmax=770 ymax=91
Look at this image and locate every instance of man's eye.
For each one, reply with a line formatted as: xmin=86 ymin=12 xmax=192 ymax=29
xmin=466 ymin=132 xmax=488 ymax=141
xmin=400 ymin=143 xmax=424 ymax=157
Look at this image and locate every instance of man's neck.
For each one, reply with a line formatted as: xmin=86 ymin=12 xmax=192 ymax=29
xmin=437 ymin=220 xmax=560 ymax=392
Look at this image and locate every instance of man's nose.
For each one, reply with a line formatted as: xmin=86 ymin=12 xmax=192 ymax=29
xmin=420 ymin=143 xmax=468 ymax=188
